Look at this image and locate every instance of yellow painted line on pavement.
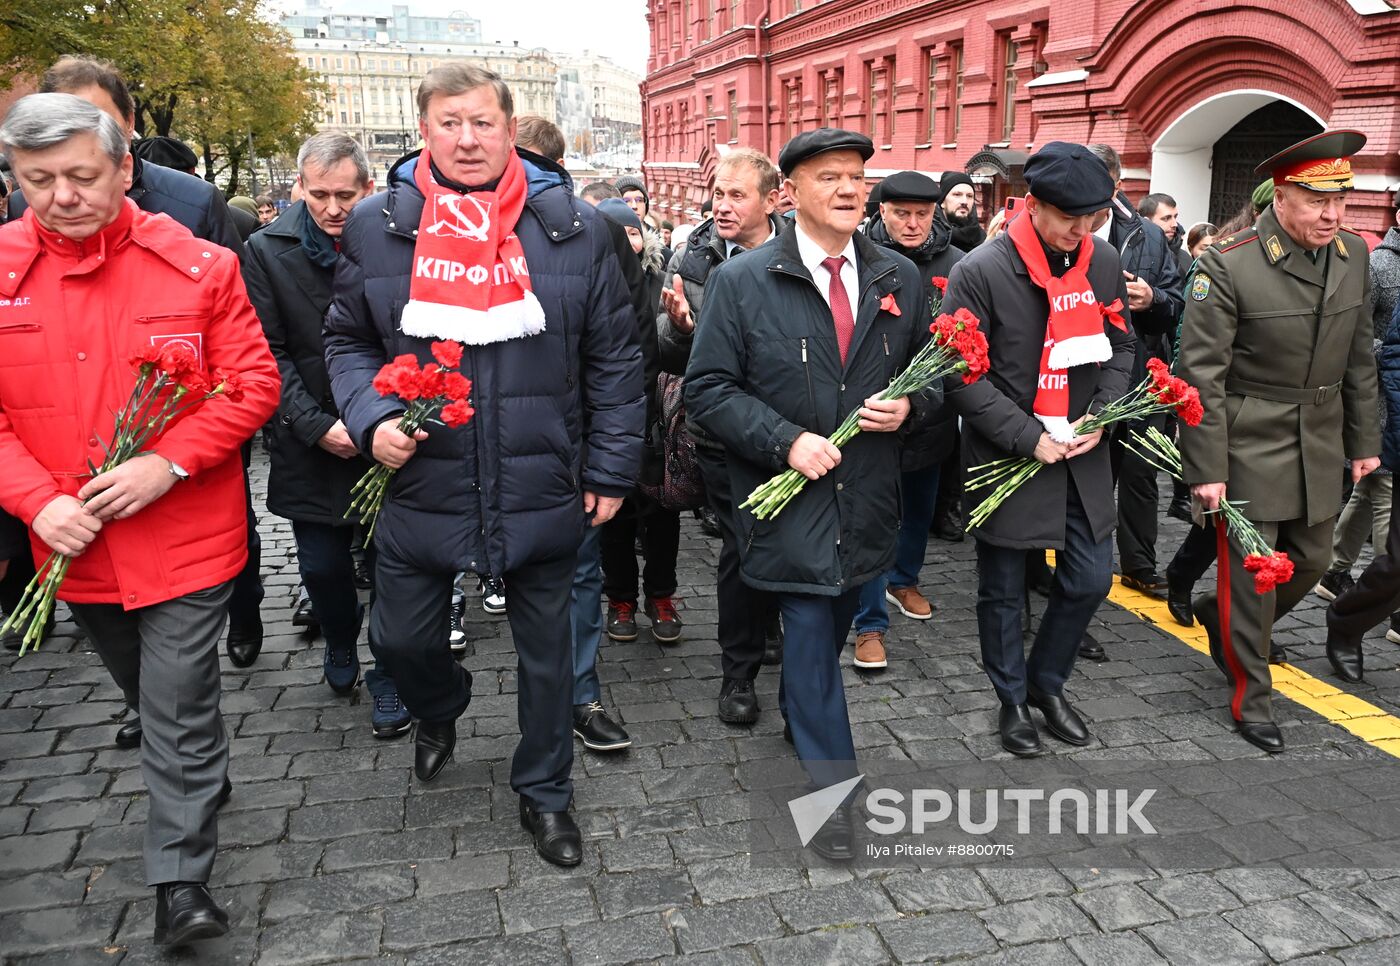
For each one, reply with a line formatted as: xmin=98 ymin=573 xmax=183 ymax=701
xmin=1102 ymin=571 xmax=1400 ymax=759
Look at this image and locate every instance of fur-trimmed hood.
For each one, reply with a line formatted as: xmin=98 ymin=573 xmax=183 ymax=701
xmin=641 ymin=227 xmax=666 ymax=276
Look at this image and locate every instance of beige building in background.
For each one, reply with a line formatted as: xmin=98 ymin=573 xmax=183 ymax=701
xmin=291 ymin=36 xmax=559 ymax=174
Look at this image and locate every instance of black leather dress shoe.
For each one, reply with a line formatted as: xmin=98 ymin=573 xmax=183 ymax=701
xmin=154 ymin=882 xmax=229 ymax=946
xmin=1269 ymin=645 xmax=1288 ymax=665
xmin=1167 ymin=493 xmax=1193 ymax=523
xmin=809 ymin=803 xmax=857 ymax=862
xmin=1193 ymin=599 xmax=1231 ymax=681
xmin=1167 ymin=580 xmax=1194 ymax=627
xmin=998 ymin=704 xmax=1042 ymax=757
xmin=218 ymin=777 xmax=233 ymax=809
xmin=225 ymin=614 xmax=263 ymax=669
xmin=414 ymin=719 xmax=455 ymax=782
xmin=1077 ymin=632 xmax=1106 ymax=662
xmin=1326 ymin=636 xmax=1364 ymax=682
xmin=291 ymin=592 xmax=320 ymax=635
xmin=116 ymin=716 xmax=143 ymax=749
xmin=1027 ymin=686 xmax=1090 ymax=746
xmin=1236 ymin=720 xmax=1284 ymax=754
xmin=519 ymin=799 xmax=582 ymax=867
xmin=718 ymin=678 xmax=760 ymax=724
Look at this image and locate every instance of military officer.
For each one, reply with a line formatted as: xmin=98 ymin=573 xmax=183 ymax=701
xmin=1178 ymin=130 xmax=1380 ymax=754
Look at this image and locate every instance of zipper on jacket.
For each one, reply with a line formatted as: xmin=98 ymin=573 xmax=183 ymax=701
xmin=882 ymin=334 xmax=890 ymax=356
xmin=801 ymin=337 xmax=817 ymax=417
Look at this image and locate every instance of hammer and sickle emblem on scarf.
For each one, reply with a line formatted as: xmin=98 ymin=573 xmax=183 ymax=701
xmin=426 ymin=193 xmax=492 ymax=241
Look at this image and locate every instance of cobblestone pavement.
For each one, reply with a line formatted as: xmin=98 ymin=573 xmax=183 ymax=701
xmin=5 ymin=451 xmax=1400 ymax=965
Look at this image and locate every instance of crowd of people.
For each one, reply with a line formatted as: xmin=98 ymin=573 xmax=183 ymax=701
xmin=0 ymin=54 xmax=1397 ymax=947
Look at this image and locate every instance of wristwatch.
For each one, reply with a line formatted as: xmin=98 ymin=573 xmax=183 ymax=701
xmin=167 ymin=459 xmax=190 ymax=482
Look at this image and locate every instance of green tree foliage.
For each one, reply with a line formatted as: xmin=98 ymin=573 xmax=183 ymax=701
xmin=0 ymin=0 xmax=324 ymax=194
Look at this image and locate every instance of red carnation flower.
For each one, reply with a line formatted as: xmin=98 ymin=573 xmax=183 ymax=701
xmin=952 ymin=307 xmax=979 ymax=329
xmin=931 ymin=276 xmax=949 ymax=293
xmin=157 ymin=343 xmax=199 ymax=377
xmin=391 ymin=354 xmax=420 ymax=368
xmin=179 ymin=371 xmax=211 ymax=396
xmin=130 ymin=345 xmax=162 ymax=372
xmin=1177 ymin=387 xmax=1204 ymax=427
xmin=431 ymin=340 xmax=464 ymax=369
xmin=443 ymin=372 xmax=472 ymax=402
xmin=441 ymin=399 xmax=476 ymax=428
xmin=419 ymin=363 xmax=446 ymax=399
xmin=214 ymin=369 xmax=246 ymax=403
xmin=1243 ymin=551 xmax=1294 ymax=594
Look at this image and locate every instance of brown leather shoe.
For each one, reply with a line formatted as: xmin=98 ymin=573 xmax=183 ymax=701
xmin=886 ymin=586 xmax=932 ymax=620
xmin=853 ymin=630 xmax=887 ymax=669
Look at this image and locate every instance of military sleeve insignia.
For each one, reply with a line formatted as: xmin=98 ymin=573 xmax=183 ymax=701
xmin=1190 ymin=274 xmax=1211 ymax=301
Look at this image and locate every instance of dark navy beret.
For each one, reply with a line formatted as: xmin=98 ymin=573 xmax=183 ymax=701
xmin=1023 ymin=142 xmax=1115 ymax=216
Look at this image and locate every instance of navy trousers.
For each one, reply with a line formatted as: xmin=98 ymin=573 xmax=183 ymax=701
xmin=974 ymin=484 xmax=1113 ymax=705
xmin=777 ymin=588 xmax=862 ymax=791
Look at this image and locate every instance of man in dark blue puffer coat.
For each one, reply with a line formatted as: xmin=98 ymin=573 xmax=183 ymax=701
xmin=324 ymin=65 xmax=644 ymax=866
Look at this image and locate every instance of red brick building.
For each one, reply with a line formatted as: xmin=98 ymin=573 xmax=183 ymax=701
xmin=640 ymin=0 xmax=1400 ymax=234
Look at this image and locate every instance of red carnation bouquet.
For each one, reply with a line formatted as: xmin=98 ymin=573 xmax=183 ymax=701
xmin=1126 ymin=426 xmax=1295 ymax=594
xmin=740 ymin=298 xmax=990 ymax=520
xmin=1 ymin=344 xmax=247 ymax=654
xmin=966 ymin=358 xmax=1204 ymax=531
xmin=345 ymin=340 xmax=475 ymax=537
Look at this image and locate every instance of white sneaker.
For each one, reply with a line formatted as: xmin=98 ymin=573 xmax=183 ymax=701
xmin=447 ymin=589 xmax=467 ymax=653
xmin=478 ymin=576 xmax=506 ymax=615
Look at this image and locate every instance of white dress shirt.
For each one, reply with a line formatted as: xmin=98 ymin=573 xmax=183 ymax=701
xmin=792 ymin=222 xmax=859 ymax=324
xmin=724 ymin=224 xmax=775 ymax=259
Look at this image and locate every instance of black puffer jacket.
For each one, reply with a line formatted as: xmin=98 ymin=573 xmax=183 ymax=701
xmin=242 ymin=201 xmax=371 ymax=525
xmin=323 ymin=149 xmax=645 ymax=575
xmin=7 ymin=157 xmax=241 ymax=254
xmin=862 ymin=213 xmax=965 ymax=470
xmin=685 ymin=227 xmax=934 ymax=595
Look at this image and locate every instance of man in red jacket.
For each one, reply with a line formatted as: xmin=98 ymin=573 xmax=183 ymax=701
xmin=0 ymin=94 xmax=279 ymax=947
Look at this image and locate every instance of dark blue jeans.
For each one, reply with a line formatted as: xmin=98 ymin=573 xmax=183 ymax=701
xmin=855 ymin=463 xmax=941 ymax=633
xmin=974 ymin=483 xmax=1112 ymax=705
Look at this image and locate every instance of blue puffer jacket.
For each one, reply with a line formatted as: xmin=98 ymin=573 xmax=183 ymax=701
xmin=323 ymin=148 xmax=644 ymax=575
xmin=1377 ymin=299 xmax=1400 ymax=472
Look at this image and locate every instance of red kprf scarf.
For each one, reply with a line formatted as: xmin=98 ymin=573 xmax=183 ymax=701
xmin=400 ymin=151 xmax=546 ymax=344
xmin=1006 ymin=203 xmax=1124 ymax=442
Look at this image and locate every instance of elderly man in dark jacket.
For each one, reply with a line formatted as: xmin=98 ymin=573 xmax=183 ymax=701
xmin=943 ymin=143 xmax=1133 ymax=758
xmin=658 ymin=147 xmax=789 ymax=725
xmin=851 ymin=171 xmax=964 ymax=667
xmin=324 ymin=65 xmax=643 ymax=867
xmin=687 ymin=129 xmax=932 ymax=862
xmin=243 ymin=133 xmax=414 ymax=740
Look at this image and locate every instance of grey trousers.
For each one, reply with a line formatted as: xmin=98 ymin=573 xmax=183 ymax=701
xmin=70 ymin=581 xmax=232 ymax=886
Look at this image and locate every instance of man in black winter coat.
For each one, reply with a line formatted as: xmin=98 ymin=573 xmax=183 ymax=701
xmin=323 ymin=66 xmax=644 ymax=867
xmin=1087 ymin=146 xmax=1185 ymax=619
xmin=942 ymin=143 xmax=1133 ymax=759
xmin=243 ymin=133 xmax=413 ymax=740
xmin=852 ymin=171 xmax=964 ymax=667
xmin=687 ymin=129 xmax=933 ymax=862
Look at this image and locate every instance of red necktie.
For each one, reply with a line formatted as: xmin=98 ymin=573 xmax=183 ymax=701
xmin=821 ymin=255 xmax=855 ymax=363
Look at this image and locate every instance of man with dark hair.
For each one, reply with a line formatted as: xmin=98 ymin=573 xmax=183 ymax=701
xmin=1084 ymin=144 xmax=1184 ymax=652
xmin=937 ymin=171 xmax=985 ymax=250
xmin=1138 ymin=192 xmax=1187 ymax=273
xmin=324 ymin=65 xmax=644 ymax=866
xmin=944 ymin=142 xmax=1133 ymax=757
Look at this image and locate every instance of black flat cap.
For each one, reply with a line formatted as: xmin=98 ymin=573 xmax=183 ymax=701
xmin=878 ymin=171 xmax=940 ymax=204
xmin=778 ymin=128 xmax=874 ymax=176
xmin=133 ymin=135 xmax=199 ymax=173
xmin=1023 ymin=142 xmax=1114 ymax=216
